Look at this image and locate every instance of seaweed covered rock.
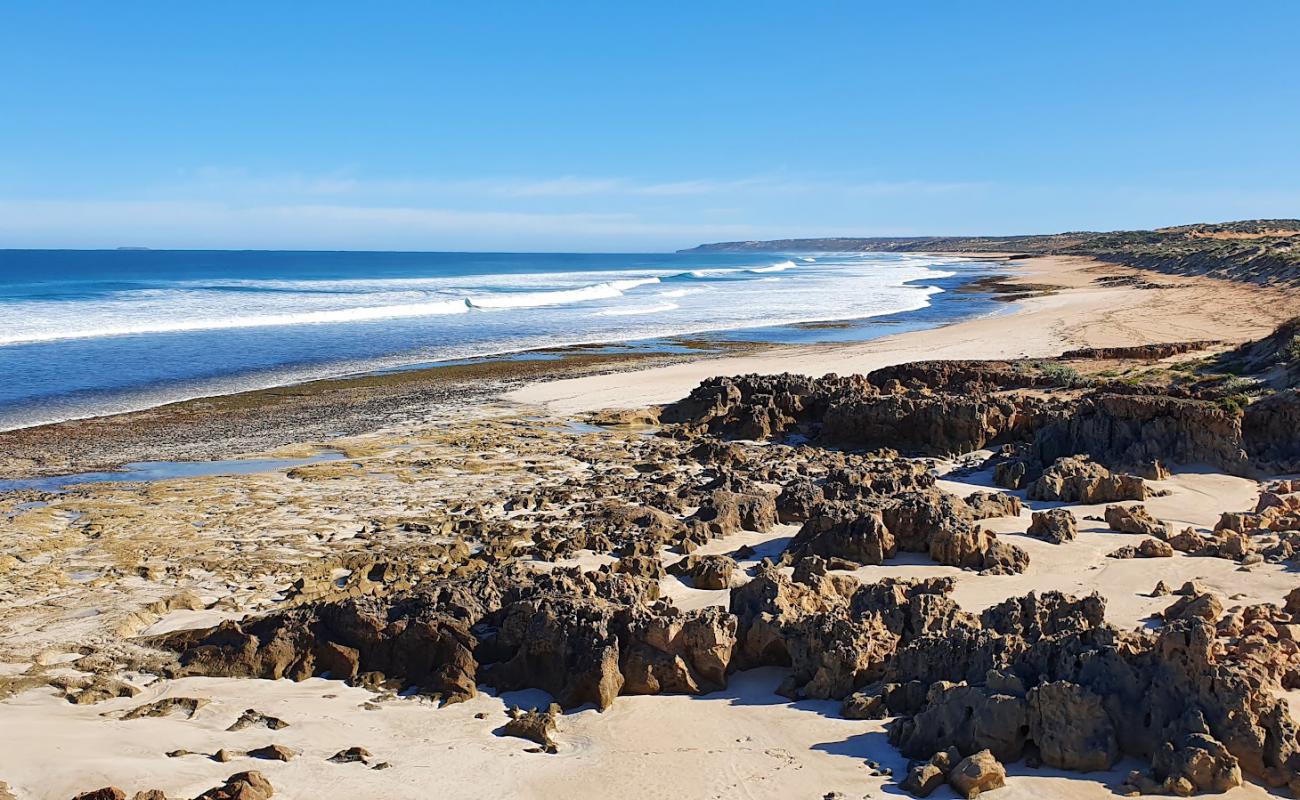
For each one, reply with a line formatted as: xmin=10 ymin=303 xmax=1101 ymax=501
xmin=660 ymin=372 xmax=864 ymax=439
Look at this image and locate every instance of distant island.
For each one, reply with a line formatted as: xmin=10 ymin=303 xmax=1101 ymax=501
xmin=683 ymin=218 xmax=1300 ymax=286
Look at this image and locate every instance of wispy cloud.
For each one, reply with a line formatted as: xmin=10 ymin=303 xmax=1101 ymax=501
xmin=170 ymin=168 xmax=985 ymax=201
xmin=1 ymin=168 xmax=999 ymax=249
xmin=0 ymin=199 xmax=761 ymax=250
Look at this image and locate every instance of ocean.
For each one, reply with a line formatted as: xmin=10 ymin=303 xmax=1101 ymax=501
xmin=0 ymin=249 xmax=1006 ymax=430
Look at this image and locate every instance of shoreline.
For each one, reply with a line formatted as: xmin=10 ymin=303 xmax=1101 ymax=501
xmin=2 ymin=253 xmax=1297 ymax=479
xmin=0 ymin=257 xmax=1013 ymax=477
xmin=0 ymin=251 xmax=978 ymax=434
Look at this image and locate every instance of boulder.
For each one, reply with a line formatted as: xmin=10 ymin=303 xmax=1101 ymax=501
xmin=1028 ymin=456 xmax=1146 ymax=503
xmin=501 ymin=704 xmax=561 ymax=753
xmin=1025 ymin=509 xmax=1077 ymax=544
xmin=193 ymin=772 xmax=274 ymax=800
xmin=948 ymin=750 xmax=1007 ymax=798
xmin=246 ymin=744 xmax=295 ymax=762
xmin=667 ymin=554 xmax=737 ymax=590
xmin=1138 ymin=538 xmax=1174 ymax=558
xmin=1104 ymin=504 xmax=1170 ymax=538
xmin=901 ymin=747 xmax=959 ymax=797
xmin=965 ymin=492 xmax=1023 ymax=520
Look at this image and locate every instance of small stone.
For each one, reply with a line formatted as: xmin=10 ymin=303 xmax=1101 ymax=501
xmin=227 ymin=708 xmax=289 ymax=731
xmin=247 ymin=743 xmax=296 ymax=761
xmin=327 ymin=746 xmax=372 ymax=764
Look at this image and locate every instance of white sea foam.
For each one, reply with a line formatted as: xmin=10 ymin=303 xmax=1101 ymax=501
xmin=0 ymin=298 xmax=474 ymax=345
xmin=747 ymin=260 xmax=797 ymax=273
xmin=0 ymin=258 xmax=966 ymax=351
xmin=0 ymin=277 xmax=669 ymax=344
xmin=595 ymin=302 xmax=680 ymax=317
xmin=0 ymin=251 xmax=1000 ymax=430
xmin=464 ymin=277 xmax=660 ymax=310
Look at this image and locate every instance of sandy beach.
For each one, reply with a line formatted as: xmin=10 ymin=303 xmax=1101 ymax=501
xmin=508 ymin=255 xmax=1300 ymax=414
xmin=3 ymin=254 xmax=1300 ymax=800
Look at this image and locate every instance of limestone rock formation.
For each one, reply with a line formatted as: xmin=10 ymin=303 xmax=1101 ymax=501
xmin=193 ymin=771 xmax=274 ymax=800
xmin=667 ymin=554 xmax=737 ymax=590
xmin=1025 ymin=509 xmax=1077 ymax=544
xmin=501 ymin=704 xmax=561 ymax=753
xmin=1027 ymin=456 xmax=1147 ymax=503
xmin=947 ymin=749 xmax=1006 ymax=798
xmin=1105 ymin=504 xmax=1170 ymax=538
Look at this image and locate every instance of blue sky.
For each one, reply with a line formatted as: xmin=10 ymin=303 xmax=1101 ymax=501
xmin=2 ymin=1 xmax=1298 ymax=251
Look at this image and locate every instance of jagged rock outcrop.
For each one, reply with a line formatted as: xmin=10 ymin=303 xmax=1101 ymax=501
xmin=1026 ymin=456 xmax=1147 ymax=502
xmin=887 ymin=593 xmax=1300 ymax=797
xmin=1243 ymin=390 xmax=1300 ymax=472
xmin=965 ymin=491 xmax=1023 ymax=520
xmin=1027 ymin=680 xmax=1118 ymax=771
xmin=788 ymin=490 xmax=1028 ymax=575
xmin=667 ymin=554 xmax=737 ymax=590
xmin=660 ymin=372 xmax=865 ymax=439
xmin=1025 ymin=509 xmax=1077 ymax=544
xmin=1105 ymin=504 xmax=1170 ymax=538
xmin=730 ymin=568 xmax=963 ymax=700
xmin=156 ymin=565 xmax=731 ymax=710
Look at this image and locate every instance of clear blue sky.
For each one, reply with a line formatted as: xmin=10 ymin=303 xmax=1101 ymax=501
xmin=2 ymin=1 xmax=1298 ymax=251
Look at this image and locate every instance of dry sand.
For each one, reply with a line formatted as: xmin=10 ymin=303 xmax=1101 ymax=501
xmin=3 ymin=255 xmax=1300 ymax=799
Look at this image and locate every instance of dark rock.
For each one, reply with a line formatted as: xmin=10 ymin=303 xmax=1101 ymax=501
xmin=1025 ymin=509 xmax=1077 ymax=544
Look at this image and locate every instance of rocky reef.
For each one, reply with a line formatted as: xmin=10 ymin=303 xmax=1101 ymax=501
xmin=44 ymin=319 xmax=1300 ymax=798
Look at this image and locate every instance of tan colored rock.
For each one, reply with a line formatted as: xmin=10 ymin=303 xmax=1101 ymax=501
xmin=193 ymin=771 xmax=274 ymax=800
xmin=1104 ymin=504 xmax=1169 ymax=538
xmin=501 ymin=704 xmax=561 ymax=753
xmin=948 ymin=750 xmax=1006 ymax=798
xmin=246 ymin=744 xmax=295 ymax=762
xmin=1138 ymin=538 xmax=1174 ymax=558
xmin=1025 ymin=508 xmax=1077 ymax=544
xmin=1028 ymin=456 xmax=1146 ymax=503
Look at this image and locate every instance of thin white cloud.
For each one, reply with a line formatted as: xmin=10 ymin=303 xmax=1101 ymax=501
xmin=168 ymin=169 xmax=985 ymax=201
xmin=0 ymin=199 xmax=760 ymax=250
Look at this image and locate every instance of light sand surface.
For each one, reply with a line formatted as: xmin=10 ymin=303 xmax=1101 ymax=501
xmin=0 ymin=669 xmax=1286 ymax=800
xmin=5 ymin=255 xmax=1300 ymax=799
